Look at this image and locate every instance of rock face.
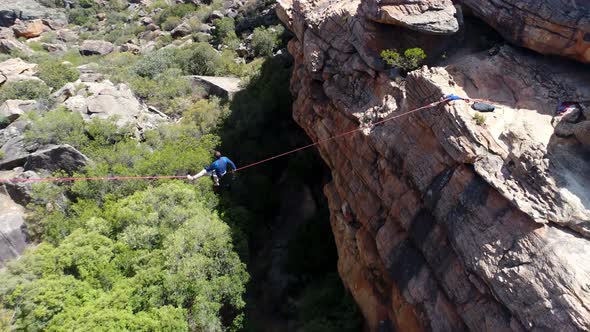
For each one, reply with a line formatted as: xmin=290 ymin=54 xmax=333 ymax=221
xmin=362 ymin=0 xmax=460 ymax=35
xmin=24 ymin=144 xmax=89 ymax=173
xmin=278 ymin=0 xmax=590 ymax=331
xmin=0 ymin=0 xmax=66 ymax=27
xmin=0 ymin=187 xmax=26 ymax=268
xmin=461 ymin=0 xmax=590 ymax=63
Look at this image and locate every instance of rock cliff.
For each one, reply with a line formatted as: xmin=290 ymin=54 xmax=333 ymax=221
xmin=277 ymin=0 xmax=590 ymax=330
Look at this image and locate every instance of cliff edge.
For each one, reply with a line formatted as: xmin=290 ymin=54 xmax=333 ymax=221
xmin=278 ymin=0 xmax=590 ymax=330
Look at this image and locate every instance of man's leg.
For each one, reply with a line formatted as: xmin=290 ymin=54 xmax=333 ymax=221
xmin=211 ymin=173 xmax=220 ymax=186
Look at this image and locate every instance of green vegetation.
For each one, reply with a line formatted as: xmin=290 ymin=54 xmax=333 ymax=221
xmin=381 ymin=47 xmax=427 ymax=72
xmin=473 ymin=112 xmax=486 ymax=126
xmin=251 ymin=26 xmax=283 ymax=57
xmin=37 ymin=60 xmax=80 ymax=90
xmin=0 ymin=80 xmax=51 ymax=105
xmin=24 ymin=108 xmax=88 ymax=147
xmin=1 ymin=184 xmax=247 ymax=332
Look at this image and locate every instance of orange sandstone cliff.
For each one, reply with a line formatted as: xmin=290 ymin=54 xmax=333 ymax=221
xmin=277 ymin=0 xmax=590 ymax=330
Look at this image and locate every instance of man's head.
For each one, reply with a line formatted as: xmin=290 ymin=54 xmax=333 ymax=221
xmin=214 ymin=151 xmax=222 ymax=159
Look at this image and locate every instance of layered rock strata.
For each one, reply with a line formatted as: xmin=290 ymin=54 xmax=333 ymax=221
xmin=278 ymin=0 xmax=590 ymax=330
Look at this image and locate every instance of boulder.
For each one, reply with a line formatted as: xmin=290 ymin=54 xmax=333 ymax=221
xmin=188 ymin=76 xmax=243 ymax=100
xmin=57 ymin=80 xmax=167 ymax=128
xmin=11 ymin=19 xmax=47 ymax=38
xmin=140 ymin=16 xmax=153 ymax=25
xmin=24 ymin=144 xmax=89 ymax=173
xmin=79 ymin=40 xmax=115 ymax=56
xmin=0 ymin=100 xmax=36 ymax=126
xmin=0 ymin=38 xmax=34 ymax=57
xmin=42 ymin=42 xmax=67 ymax=54
xmin=0 ymin=0 xmax=66 ymax=27
xmin=171 ymin=22 xmax=192 ymax=38
xmin=120 ymin=43 xmax=141 ymax=54
xmin=0 ymin=58 xmax=39 ymax=83
xmin=0 ymin=27 xmax=14 ymax=39
xmin=56 ymin=28 xmax=79 ymax=43
xmin=208 ymin=10 xmax=224 ymax=22
xmin=0 ymin=187 xmax=27 ymax=268
xmin=361 ymin=0 xmax=460 ymax=35
xmin=0 ymin=168 xmax=38 ymax=205
xmin=461 ymin=0 xmax=590 ymax=63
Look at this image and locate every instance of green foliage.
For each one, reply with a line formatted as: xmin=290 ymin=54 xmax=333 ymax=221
xmin=380 ymin=47 xmax=427 ymax=71
xmin=162 ymin=16 xmax=182 ymax=31
xmin=251 ymin=26 xmax=283 ymax=57
xmin=24 ymin=108 xmax=88 ymax=148
xmin=176 ymin=42 xmax=222 ymax=76
xmin=0 ymin=150 xmax=5 ymax=160
xmin=133 ymin=48 xmax=176 ymax=79
xmin=182 ymin=97 xmax=229 ymax=133
xmin=156 ymin=4 xmax=197 ymax=26
xmin=67 ymin=8 xmax=98 ymax=26
xmin=473 ymin=112 xmax=486 ymax=126
xmin=213 ymin=17 xmax=237 ymax=45
xmin=2 ymin=183 xmax=249 ymax=331
xmin=37 ymin=60 xmax=80 ymax=90
xmin=130 ymin=68 xmax=192 ymax=111
xmin=0 ymin=80 xmax=51 ymax=105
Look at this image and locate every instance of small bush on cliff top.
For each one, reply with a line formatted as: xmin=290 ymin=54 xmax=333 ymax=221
xmin=381 ymin=47 xmax=427 ymax=71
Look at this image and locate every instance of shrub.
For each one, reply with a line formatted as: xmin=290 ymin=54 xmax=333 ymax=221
xmin=156 ymin=3 xmax=197 ymax=25
xmin=251 ymin=26 xmax=282 ymax=57
xmin=213 ymin=17 xmax=236 ymax=44
xmin=24 ymin=108 xmax=88 ymax=148
xmin=380 ymin=47 xmax=427 ymax=71
xmin=133 ymin=49 xmax=176 ymax=79
xmin=68 ymin=8 xmax=97 ymax=26
xmin=473 ymin=113 xmax=486 ymax=126
xmin=0 ymin=150 xmax=5 ymax=160
xmin=161 ymin=16 xmax=182 ymax=31
xmin=182 ymin=97 xmax=229 ymax=133
xmin=0 ymin=80 xmax=51 ymax=104
xmin=176 ymin=42 xmax=222 ymax=76
xmin=37 ymin=60 xmax=80 ymax=90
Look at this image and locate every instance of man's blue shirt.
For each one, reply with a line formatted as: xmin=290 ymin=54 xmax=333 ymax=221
xmin=205 ymin=157 xmax=237 ymax=177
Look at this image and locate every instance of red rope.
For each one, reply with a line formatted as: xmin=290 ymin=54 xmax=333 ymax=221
xmin=0 ymin=98 xmax=453 ymax=184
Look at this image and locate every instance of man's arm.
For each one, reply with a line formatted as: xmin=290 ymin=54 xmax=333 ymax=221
xmin=225 ymin=157 xmax=237 ymax=172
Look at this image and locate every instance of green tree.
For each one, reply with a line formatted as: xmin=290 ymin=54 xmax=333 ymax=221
xmin=251 ymin=26 xmax=283 ymax=57
xmin=24 ymin=108 xmax=88 ymax=148
xmin=176 ymin=42 xmax=223 ymax=76
xmin=380 ymin=47 xmax=427 ymax=71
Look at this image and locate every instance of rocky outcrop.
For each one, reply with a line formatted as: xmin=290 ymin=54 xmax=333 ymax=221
xmin=0 ymin=58 xmax=39 ymax=84
xmin=0 ymin=100 xmax=37 ymax=126
xmin=461 ymin=0 xmax=590 ymax=63
xmin=11 ymin=19 xmax=47 ymax=39
xmin=0 ymin=186 xmax=26 ymax=268
xmin=0 ymin=0 xmax=66 ymax=27
xmin=361 ymin=0 xmax=460 ymax=35
xmin=188 ymin=76 xmax=243 ymax=100
xmin=279 ymin=0 xmax=590 ymax=331
xmin=55 ymin=80 xmax=168 ymax=130
xmin=79 ymin=40 xmax=115 ymax=56
xmin=24 ymin=144 xmax=89 ymax=173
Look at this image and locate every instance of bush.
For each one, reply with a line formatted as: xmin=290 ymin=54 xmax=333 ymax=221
xmin=380 ymin=47 xmax=427 ymax=71
xmin=176 ymin=42 xmax=222 ymax=76
xmin=161 ymin=16 xmax=182 ymax=31
xmin=133 ymin=48 xmax=176 ymax=79
xmin=473 ymin=113 xmax=486 ymax=126
xmin=37 ymin=60 xmax=80 ymax=90
xmin=156 ymin=3 xmax=197 ymax=25
xmin=24 ymin=108 xmax=88 ymax=148
xmin=67 ymin=8 xmax=97 ymax=26
xmin=213 ymin=17 xmax=237 ymax=44
xmin=251 ymin=26 xmax=282 ymax=57
xmin=0 ymin=80 xmax=51 ymax=104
